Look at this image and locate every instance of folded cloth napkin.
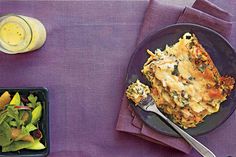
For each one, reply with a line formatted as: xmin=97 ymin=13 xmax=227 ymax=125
xmin=116 ymin=0 xmax=235 ymax=154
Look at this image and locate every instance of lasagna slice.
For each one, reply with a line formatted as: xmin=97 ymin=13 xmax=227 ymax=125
xmin=142 ymin=32 xmax=235 ymax=128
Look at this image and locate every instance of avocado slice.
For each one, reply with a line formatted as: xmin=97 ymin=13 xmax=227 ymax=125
xmin=31 ymin=104 xmax=42 ymax=124
xmin=10 ymin=92 xmax=21 ymax=106
xmin=26 ymin=139 xmax=45 ymax=150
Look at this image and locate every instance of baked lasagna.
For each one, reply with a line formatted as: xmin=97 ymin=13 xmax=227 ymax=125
xmin=127 ymin=32 xmax=235 ymax=129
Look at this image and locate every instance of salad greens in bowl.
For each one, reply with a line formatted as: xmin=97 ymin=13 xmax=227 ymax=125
xmin=0 ymin=88 xmax=49 ymax=157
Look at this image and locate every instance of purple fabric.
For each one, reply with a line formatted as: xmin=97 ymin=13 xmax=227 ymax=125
xmin=177 ymin=7 xmax=232 ymax=38
xmin=209 ymin=0 xmax=236 ymax=21
xmin=116 ymin=95 xmax=192 ymax=153
xmin=192 ymin=0 xmax=233 ymax=21
xmin=137 ymin=1 xmax=183 ymax=44
xmin=0 ymin=1 xmax=235 ymax=157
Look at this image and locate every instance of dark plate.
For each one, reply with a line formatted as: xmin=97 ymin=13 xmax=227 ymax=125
xmin=126 ymin=23 xmax=236 ymax=137
xmin=0 ymin=88 xmax=50 ymax=157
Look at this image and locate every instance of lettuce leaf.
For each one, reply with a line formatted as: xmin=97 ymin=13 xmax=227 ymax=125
xmin=6 ymin=105 xmax=24 ymax=128
xmin=0 ymin=110 xmax=7 ymax=125
xmin=27 ymin=94 xmax=41 ymax=109
xmin=0 ymin=122 xmax=12 ymax=147
xmin=25 ymin=123 xmax=37 ymax=132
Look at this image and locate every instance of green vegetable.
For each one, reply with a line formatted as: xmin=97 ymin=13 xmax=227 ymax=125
xmin=7 ymin=106 xmax=18 ymax=118
xmin=0 ymin=110 xmax=8 ymax=125
xmin=189 ymin=41 xmax=194 ymax=49
xmin=198 ymin=63 xmax=208 ymax=72
xmin=28 ymin=94 xmax=37 ymax=104
xmin=26 ymin=139 xmax=45 ymax=150
xmin=0 ymin=93 xmax=45 ymax=152
xmin=2 ymin=141 xmax=33 ymax=152
xmin=0 ymin=122 xmax=12 ymax=147
xmin=9 ymin=92 xmax=21 ymax=106
xmin=172 ymin=91 xmax=178 ymax=97
xmin=5 ymin=116 xmax=13 ymax=123
xmin=181 ymin=99 xmax=189 ymax=106
xmin=31 ymin=104 xmax=42 ymax=124
xmin=188 ymin=76 xmax=195 ymax=80
xmin=20 ymin=110 xmax=32 ymax=125
xmin=27 ymin=94 xmax=41 ymax=109
xmin=7 ymin=106 xmax=24 ymax=128
xmin=15 ymin=124 xmax=37 ymax=141
xmin=9 ymin=121 xmax=17 ymax=127
xmin=24 ymin=123 xmax=37 ymax=133
xmin=172 ymin=64 xmax=179 ymax=76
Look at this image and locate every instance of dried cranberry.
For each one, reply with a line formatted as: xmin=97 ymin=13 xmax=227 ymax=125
xmin=21 ymin=97 xmax=29 ymax=103
xmin=31 ymin=129 xmax=42 ymax=139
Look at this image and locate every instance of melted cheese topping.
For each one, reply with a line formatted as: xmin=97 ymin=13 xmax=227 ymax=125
xmin=142 ymin=32 xmax=235 ymax=128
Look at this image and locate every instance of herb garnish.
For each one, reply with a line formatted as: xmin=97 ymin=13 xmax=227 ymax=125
xmin=188 ymin=76 xmax=195 ymax=80
xmin=189 ymin=40 xmax=194 ymax=49
xmin=198 ymin=63 xmax=208 ymax=72
xmin=172 ymin=64 xmax=179 ymax=76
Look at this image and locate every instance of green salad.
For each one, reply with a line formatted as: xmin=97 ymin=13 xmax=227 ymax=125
xmin=0 ymin=91 xmax=45 ymax=152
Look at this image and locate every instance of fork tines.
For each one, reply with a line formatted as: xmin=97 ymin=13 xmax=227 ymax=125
xmin=137 ymin=95 xmax=156 ymax=110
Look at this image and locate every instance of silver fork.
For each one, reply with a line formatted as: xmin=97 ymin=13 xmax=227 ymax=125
xmin=138 ymin=95 xmax=216 ymax=157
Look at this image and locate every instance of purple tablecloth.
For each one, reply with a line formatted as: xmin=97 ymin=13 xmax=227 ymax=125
xmin=0 ymin=1 xmax=235 ymax=157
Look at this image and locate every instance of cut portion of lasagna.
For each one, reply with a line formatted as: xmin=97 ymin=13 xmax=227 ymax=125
xmin=126 ymin=80 xmax=150 ymax=104
xmin=141 ymin=32 xmax=235 ymax=128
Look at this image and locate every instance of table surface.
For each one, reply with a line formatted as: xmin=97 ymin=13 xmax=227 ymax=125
xmin=0 ymin=1 xmax=235 ymax=157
